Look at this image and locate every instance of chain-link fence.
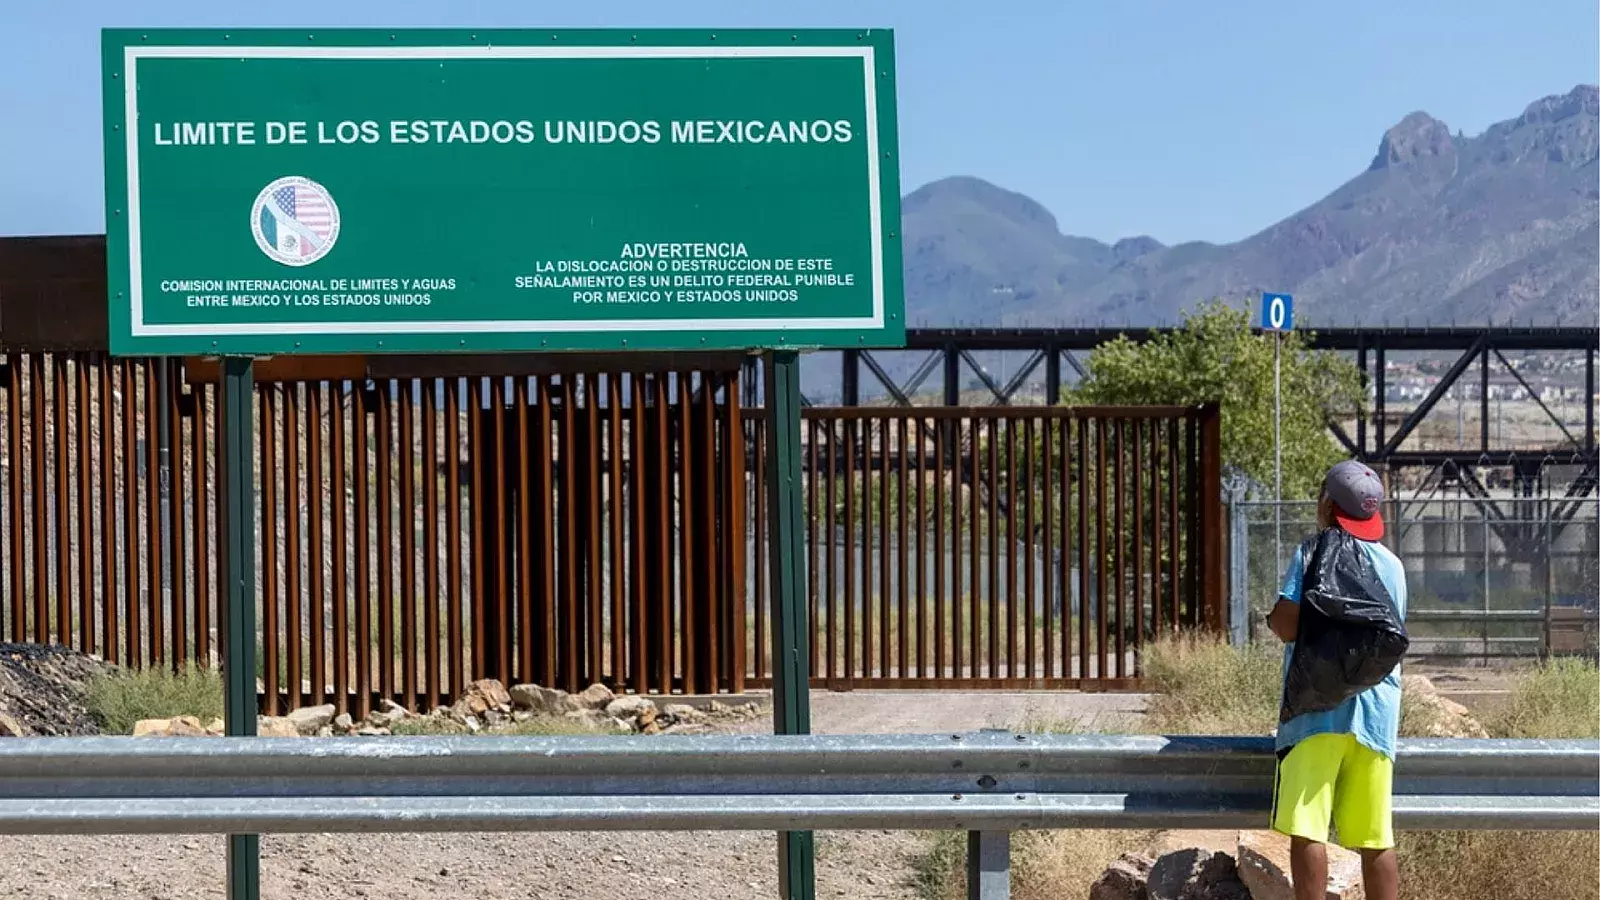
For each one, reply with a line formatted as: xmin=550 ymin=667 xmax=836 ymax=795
xmin=1229 ymin=496 xmax=1600 ymax=660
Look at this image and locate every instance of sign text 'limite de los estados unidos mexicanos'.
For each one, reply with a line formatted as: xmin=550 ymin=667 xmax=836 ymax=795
xmin=103 ymin=29 xmax=904 ymax=355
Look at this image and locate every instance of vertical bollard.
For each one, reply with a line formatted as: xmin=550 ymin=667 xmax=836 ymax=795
xmin=219 ymin=357 xmax=260 ymax=900
xmin=764 ymin=350 xmax=815 ymax=900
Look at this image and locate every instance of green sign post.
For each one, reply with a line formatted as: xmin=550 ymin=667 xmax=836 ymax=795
xmin=102 ymin=28 xmax=903 ymax=356
xmin=104 ymin=28 xmax=902 ymax=900
xmin=216 ymin=356 xmax=259 ymax=900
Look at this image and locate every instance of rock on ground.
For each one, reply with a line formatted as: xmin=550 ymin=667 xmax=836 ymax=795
xmin=366 ymin=700 xmax=410 ymax=729
xmin=1147 ymin=848 xmax=1250 ymax=900
xmin=453 ymin=679 xmax=512 ymax=719
xmin=1402 ymin=675 xmax=1489 ymax=738
xmin=287 ymin=704 xmax=336 ymax=736
xmin=0 ymin=642 xmax=119 ymax=737
xmin=258 ymin=716 xmax=300 ymax=738
xmin=1091 ymin=852 xmax=1155 ymax=900
xmin=1237 ymin=830 xmax=1364 ymax=900
xmin=131 ymin=716 xmax=211 ymax=737
xmin=511 ymin=683 xmax=581 ymax=715
xmin=663 ymin=703 xmax=705 ymax=723
xmin=605 ymin=696 xmax=658 ymax=722
xmin=575 ymin=683 xmax=615 ymax=709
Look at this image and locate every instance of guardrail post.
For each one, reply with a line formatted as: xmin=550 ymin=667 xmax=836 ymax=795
xmin=966 ymin=830 xmax=1010 ymax=900
xmin=219 ymin=357 xmax=259 ymax=900
xmin=764 ymin=350 xmax=816 ymax=900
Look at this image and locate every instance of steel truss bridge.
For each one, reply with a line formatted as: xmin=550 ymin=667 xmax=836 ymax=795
xmin=764 ymin=325 xmax=1598 ymax=517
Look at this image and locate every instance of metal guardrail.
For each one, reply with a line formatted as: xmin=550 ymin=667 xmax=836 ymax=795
xmin=0 ymin=732 xmax=1595 ymax=898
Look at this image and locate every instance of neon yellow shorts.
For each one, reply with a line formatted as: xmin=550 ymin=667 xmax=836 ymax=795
xmin=1271 ymin=732 xmax=1394 ymax=850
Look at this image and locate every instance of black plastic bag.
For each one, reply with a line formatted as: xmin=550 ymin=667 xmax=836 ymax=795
xmin=1280 ymin=527 xmax=1409 ymax=724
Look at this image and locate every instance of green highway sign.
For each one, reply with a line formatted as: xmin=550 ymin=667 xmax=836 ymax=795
xmin=102 ymin=28 xmax=904 ymax=356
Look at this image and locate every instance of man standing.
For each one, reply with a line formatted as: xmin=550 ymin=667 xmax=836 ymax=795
xmin=1266 ymin=460 xmax=1407 ymax=900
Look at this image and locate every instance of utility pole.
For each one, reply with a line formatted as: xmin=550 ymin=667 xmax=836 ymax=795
xmin=1274 ymin=330 xmax=1282 ymax=568
xmin=1262 ymin=293 xmax=1294 ymax=570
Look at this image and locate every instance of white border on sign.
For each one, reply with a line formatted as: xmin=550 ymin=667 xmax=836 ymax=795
xmin=123 ymin=44 xmax=886 ymax=338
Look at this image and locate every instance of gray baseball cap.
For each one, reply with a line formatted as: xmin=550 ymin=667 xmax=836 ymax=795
xmin=1323 ymin=459 xmax=1385 ymax=540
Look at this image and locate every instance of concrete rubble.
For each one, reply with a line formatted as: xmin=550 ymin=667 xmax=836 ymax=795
xmin=1147 ymin=847 xmax=1250 ymax=900
xmin=1400 ymin=674 xmax=1489 ymax=738
xmin=126 ymin=677 xmax=766 ymax=739
xmin=1091 ymin=832 xmax=1368 ymax=900
xmin=1090 ymin=852 xmax=1155 ymax=900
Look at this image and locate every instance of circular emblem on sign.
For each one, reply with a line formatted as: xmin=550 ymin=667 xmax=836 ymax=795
xmin=250 ymin=175 xmax=341 ymax=267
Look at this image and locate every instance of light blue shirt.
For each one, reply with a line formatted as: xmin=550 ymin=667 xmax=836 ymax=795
xmin=1276 ymin=537 xmax=1408 ymax=759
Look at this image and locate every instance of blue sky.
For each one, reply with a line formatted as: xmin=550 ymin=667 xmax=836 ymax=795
xmin=3 ymin=0 xmax=1596 ymax=242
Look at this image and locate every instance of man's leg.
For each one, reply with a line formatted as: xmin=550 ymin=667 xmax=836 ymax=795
xmin=1334 ymin=742 xmax=1398 ymax=900
xmin=1272 ymin=735 xmax=1343 ymax=900
xmin=1360 ymin=848 xmax=1399 ymax=900
xmin=1289 ymin=838 xmax=1329 ymax=900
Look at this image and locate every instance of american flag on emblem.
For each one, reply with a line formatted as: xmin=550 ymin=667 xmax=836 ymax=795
xmin=263 ymin=184 xmax=333 ymax=258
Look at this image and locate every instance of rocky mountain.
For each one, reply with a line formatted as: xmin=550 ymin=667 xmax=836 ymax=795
xmin=902 ymin=85 xmax=1599 ymax=327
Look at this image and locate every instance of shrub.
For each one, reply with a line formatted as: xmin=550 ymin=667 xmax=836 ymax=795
xmin=85 ymin=666 xmax=224 ymax=734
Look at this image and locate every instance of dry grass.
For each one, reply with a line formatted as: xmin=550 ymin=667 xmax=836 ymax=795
xmin=1398 ymin=830 xmax=1600 ymax=900
xmin=911 ymin=831 xmax=965 ymax=899
xmin=917 ymin=829 xmax=1160 ymax=900
xmin=1011 ymin=704 xmax=1092 ymax=735
xmin=1486 ymin=656 xmax=1600 ymax=740
xmin=1009 ymin=830 xmax=1163 ymax=900
xmin=85 ymin=665 xmax=225 ymax=734
xmin=1140 ymin=632 xmax=1280 ymax=734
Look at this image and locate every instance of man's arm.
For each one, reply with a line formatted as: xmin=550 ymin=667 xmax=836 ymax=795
xmin=1267 ymin=599 xmax=1299 ymax=643
xmin=1267 ymin=544 xmax=1306 ymax=643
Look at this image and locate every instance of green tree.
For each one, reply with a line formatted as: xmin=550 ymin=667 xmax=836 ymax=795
xmin=1066 ymin=301 xmax=1363 ymax=500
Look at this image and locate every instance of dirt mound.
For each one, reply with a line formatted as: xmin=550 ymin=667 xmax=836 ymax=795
xmin=0 ymin=642 xmax=119 ymax=736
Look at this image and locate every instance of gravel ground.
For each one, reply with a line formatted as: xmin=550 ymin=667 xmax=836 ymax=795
xmin=0 ymin=830 xmax=928 ymax=900
xmin=0 ymin=690 xmax=1150 ymax=900
xmin=785 ymin=689 xmax=1147 ymax=735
